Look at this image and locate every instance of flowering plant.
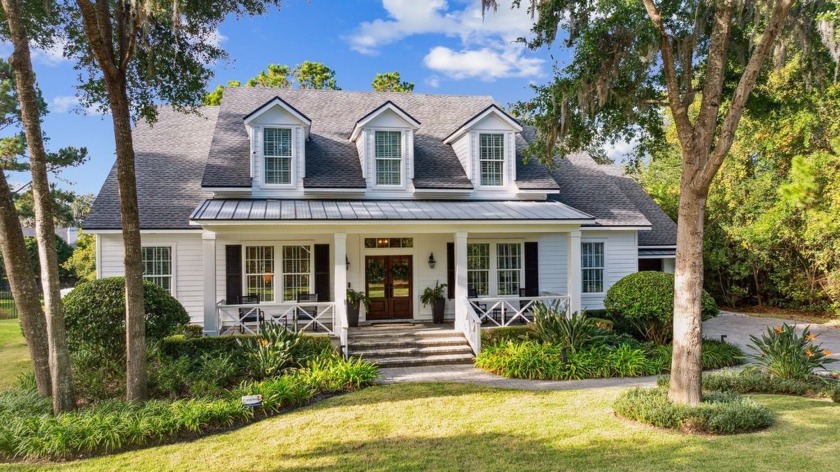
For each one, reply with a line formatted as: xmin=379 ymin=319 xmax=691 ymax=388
xmin=747 ymin=323 xmax=836 ymax=379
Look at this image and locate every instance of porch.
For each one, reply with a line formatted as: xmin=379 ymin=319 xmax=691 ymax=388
xmin=214 ymin=292 xmax=571 ymax=359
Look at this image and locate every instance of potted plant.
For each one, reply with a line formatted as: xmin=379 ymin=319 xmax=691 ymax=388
xmin=346 ymin=288 xmax=370 ymax=327
xmin=421 ymin=281 xmax=448 ymax=324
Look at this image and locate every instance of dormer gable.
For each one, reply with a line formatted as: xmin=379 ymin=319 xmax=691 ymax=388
xmin=244 ymin=97 xmax=312 ymax=190
xmin=444 ymin=105 xmax=523 ymax=191
xmin=350 ymin=101 xmax=421 ymax=191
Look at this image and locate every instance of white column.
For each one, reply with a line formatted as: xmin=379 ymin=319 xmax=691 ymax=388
xmin=202 ymin=231 xmax=218 ymax=336
xmin=334 ymin=233 xmax=348 ymax=325
xmin=567 ymin=230 xmax=582 ymax=315
xmin=454 ymin=231 xmax=468 ymax=331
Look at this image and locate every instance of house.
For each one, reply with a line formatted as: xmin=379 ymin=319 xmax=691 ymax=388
xmin=83 ymin=88 xmax=676 ymax=358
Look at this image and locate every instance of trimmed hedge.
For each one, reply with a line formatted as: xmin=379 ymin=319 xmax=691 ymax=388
xmin=614 ymin=387 xmax=774 ymax=434
xmin=604 ymin=272 xmax=718 ymax=344
xmin=64 ymin=277 xmax=189 ymax=354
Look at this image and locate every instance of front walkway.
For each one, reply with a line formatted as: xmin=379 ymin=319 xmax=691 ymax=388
xmin=378 ymin=311 xmax=840 ymax=389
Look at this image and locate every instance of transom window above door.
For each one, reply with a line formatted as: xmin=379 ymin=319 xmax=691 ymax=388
xmin=364 ymin=237 xmax=413 ymax=248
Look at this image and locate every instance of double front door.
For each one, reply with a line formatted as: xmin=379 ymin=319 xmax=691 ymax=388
xmin=365 ymin=255 xmax=413 ymax=320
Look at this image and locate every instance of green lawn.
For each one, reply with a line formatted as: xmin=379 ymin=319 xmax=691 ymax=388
xmin=2 ymin=383 xmax=835 ymax=471
xmin=0 ymin=319 xmax=29 ymax=390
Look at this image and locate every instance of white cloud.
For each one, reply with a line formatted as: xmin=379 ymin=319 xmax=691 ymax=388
xmin=348 ymin=0 xmax=543 ymax=81
xmin=425 ymin=75 xmax=441 ymax=88
xmin=30 ymin=38 xmax=69 ymax=66
xmin=51 ymin=95 xmax=106 ymax=115
xmin=51 ymin=95 xmax=80 ymax=113
xmin=424 ymin=45 xmax=543 ymax=80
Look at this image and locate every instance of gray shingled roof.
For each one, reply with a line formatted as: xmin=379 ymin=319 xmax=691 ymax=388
xmin=601 ymin=164 xmax=678 ymax=246
xmin=83 ymin=107 xmax=219 ymax=230
xmin=201 ymin=87 xmax=558 ymax=190
xmin=191 ymin=199 xmax=594 ymax=222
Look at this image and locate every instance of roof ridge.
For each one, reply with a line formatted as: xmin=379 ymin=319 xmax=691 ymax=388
xmin=223 ymin=86 xmax=496 ymax=101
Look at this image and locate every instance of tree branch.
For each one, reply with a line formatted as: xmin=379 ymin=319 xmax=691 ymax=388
xmin=75 ymin=0 xmax=118 ymax=78
xmin=702 ymin=0 xmax=796 ymax=186
xmin=692 ymin=0 xmax=734 ymax=158
xmin=642 ymin=0 xmax=694 ymax=152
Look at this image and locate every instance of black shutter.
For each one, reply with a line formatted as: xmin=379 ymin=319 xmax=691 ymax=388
xmin=314 ymin=244 xmax=331 ymax=301
xmin=447 ymin=242 xmax=455 ymax=299
xmin=524 ymin=242 xmax=539 ymax=296
xmin=225 ymin=245 xmax=242 ymax=303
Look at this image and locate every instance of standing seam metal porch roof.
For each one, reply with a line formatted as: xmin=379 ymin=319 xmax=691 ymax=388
xmin=190 ymin=199 xmax=595 ymax=222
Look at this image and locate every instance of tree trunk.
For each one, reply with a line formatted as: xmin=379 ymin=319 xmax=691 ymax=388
xmin=106 ymin=79 xmax=147 ymax=401
xmin=668 ymin=164 xmax=707 ymax=406
xmin=1 ymin=0 xmax=75 ymax=412
xmin=0 ymin=172 xmax=52 ymax=396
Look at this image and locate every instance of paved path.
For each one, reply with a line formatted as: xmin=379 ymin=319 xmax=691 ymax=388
xmin=378 ymin=311 xmax=840 ymax=389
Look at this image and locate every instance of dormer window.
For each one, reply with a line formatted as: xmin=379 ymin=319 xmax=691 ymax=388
xmin=263 ymin=127 xmax=293 ymax=185
xmin=479 ymin=133 xmax=505 ymax=186
xmin=375 ymin=130 xmax=403 ymax=186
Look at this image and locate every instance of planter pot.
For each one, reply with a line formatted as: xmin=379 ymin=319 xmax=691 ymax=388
xmin=432 ymin=298 xmax=446 ymax=324
xmin=347 ymin=304 xmax=360 ymax=327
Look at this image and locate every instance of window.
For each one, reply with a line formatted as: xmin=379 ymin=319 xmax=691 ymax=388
xmin=375 ymin=130 xmax=402 ymax=186
xmin=582 ymin=242 xmax=605 ymax=293
xmin=364 ymin=237 xmax=414 ymax=248
xmin=263 ymin=127 xmax=293 ymax=185
xmin=245 ymin=246 xmax=275 ymax=302
xmin=142 ymin=247 xmax=172 ymax=293
xmin=479 ymin=133 xmax=505 ymax=186
xmin=282 ymin=245 xmax=311 ymax=301
xmin=496 ymin=243 xmax=521 ymax=295
xmin=467 ymin=243 xmax=490 ymax=296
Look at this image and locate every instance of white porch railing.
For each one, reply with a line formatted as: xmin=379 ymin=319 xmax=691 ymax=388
xmin=217 ymin=300 xmax=337 ymax=336
xmin=468 ymin=294 xmax=570 ymax=327
xmin=461 ymin=298 xmax=483 ymax=355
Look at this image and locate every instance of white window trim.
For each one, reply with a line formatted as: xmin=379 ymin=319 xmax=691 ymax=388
xmin=370 ymin=127 xmax=409 ymax=190
xmin=468 ymin=239 xmax=524 ymax=297
xmin=474 ymin=131 xmax=514 ymax=190
xmin=257 ymin=125 xmax=298 ymax=189
xmin=581 ymin=239 xmax=607 ymax=295
xmin=141 ymin=244 xmax=176 ymax=297
xmin=242 ymin=241 xmax=314 ymax=303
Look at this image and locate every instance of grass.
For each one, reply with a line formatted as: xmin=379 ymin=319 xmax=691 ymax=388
xmin=0 ymin=296 xmax=16 ymax=320
xmin=0 ymin=383 xmax=835 ymax=471
xmin=0 ymin=320 xmax=29 ymax=390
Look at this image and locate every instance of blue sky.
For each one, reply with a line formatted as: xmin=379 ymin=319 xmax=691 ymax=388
xmin=6 ymin=0 xmax=570 ymax=196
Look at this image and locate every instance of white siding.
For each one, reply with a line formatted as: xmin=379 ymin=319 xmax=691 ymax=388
xmin=537 ymin=233 xmax=567 ymax=295
xmin=451 ymin=133 xmax=471 ymax=179
xmin=98 ymin=232 xmax=205 ymax=323
xmin=580 ymin=230 xmax=638 ymax=310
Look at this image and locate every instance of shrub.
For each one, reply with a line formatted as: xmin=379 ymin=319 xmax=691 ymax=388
xmin=614 ymin=387 xmax=774 ymax=434
xmin=0 ymin=352 xmax=377 ymax=461
xmin=476 ymin=339 xmax=742 ymax=381
xmin=746 ymin=323 xmax=836 ymax=379
xmin=64 ymin=277 xmax=189 ymax=355
xmin=481 ymin=326 xmax=535 ymax=346
xmin=238 ymin=324 xmax=302 ymax=380
xmin=604 ymin=272 xmax=718 ymax=344
xmin=529 ymin=303 xmax=600 ymax=352
xmin=697 ymin=370 xmax=840 ymax=402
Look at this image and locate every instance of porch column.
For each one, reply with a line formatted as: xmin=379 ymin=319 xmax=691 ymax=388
xmin=202 ymin=231 xmax=218 ymax=336
xmin=334 ymin=233 xmax=347 ymax=327
xmin=454 ymin=231 xmax=468 ymax=331
xmin=567 ymin=230 xmax=582 ymax=315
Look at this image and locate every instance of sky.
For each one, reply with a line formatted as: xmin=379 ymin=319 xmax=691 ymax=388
xmin=5 ymin=0 xmax=573 ymax=196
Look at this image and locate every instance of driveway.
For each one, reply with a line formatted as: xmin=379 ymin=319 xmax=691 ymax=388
xmin=704 ymin=311 xmax=840 ymax=363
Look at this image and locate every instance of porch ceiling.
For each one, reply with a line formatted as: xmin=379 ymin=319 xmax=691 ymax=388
xmin=189 ymin=199 xmax=595 ymax=222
